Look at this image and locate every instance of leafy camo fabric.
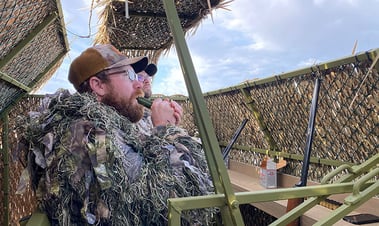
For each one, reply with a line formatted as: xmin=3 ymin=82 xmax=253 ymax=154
xmin=15 ymin=89 xmax=215 ymax=226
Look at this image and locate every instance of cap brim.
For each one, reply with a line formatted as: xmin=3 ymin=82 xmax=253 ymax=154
xmin=145 ymin=64 xmax=158 ymax=76
xmin=106 ymin=56 xmax=148 ymax=73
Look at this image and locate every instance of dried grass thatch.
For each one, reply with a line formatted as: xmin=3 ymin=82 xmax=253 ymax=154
xmin=94 ymin=0 xmax=232 ymax=63
xmin=0 ymin=0 xmax=69 ymax=116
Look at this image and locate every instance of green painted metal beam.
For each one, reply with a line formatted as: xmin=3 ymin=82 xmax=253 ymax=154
xmin=0 ymin=0 xmax=69 ymax=116
xmin=338 ymin=152 xmax=379 ymax=181
xmin=0 ymin=50 xmax=67 ymax=118
xmin=1 ymin=114 xmax=10 ymax=226
xmin=218 ymin=143 xmax=354 ymax=167
xmin=239 ymin=182 xmax=363 ymax=203
xmin=0 ymin=71 xmax=32 ymax=92
xmin=0 ymin=12 xmax=60 ymax=113
xmin=168 ymin=180 xmax=376 ymax=225
xmin=168 ymin=182 xmax=358 ymax=210
xmin=203 ymin=48 xmax=379 ymax=96
xmin=27 ymin=50 xmax=67 ymax=90
xmin=161 ymin=0 xmax=244 ymax=225
xmin=314 ymin=169 xmax=379 ymax=226
xmin=56 ymin=0 xmax=70 ymax=51
xmin=0 ymin=13 xmax=57 ymax=70
xmin=167 ymin=154 xmax=378 ymax=225
xmin=271 ymin=175 xmax=378 ymax=226
xmin=168 ymin=193 xmax=226 ymax=225
xmin=240 ymin=87 xmax=279 ymax=151
xmin=271 ymin=153 xmax=379 ymax=225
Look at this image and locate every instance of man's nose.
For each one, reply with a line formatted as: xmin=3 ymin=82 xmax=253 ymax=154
xmin=143 ymin=79 xmax=151 ymax=84
xmin=134 ymin=80 xmax=143 ymax=89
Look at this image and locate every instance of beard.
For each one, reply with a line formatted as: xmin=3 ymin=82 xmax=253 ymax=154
xmin=101 ymin=89 xmax=144 ymax=123
xmin=143 ymin=85 xmax=152 ymax=98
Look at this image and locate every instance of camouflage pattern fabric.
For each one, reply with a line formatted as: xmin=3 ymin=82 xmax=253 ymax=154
xmin=15 ymin=89 xmax=215 ymax=226
xmin=136 ymin=108 xmax=153 ymax=136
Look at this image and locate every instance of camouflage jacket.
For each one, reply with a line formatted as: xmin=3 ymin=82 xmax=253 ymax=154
xmin=16 ymin=90 xmax=214 ymax=226
xmin=136 ymin=108 xmax=153 ymax=136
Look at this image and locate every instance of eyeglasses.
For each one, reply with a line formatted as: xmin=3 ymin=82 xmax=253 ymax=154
xmin=106 ymin=68 xmax=144 ymax=82
xmin=140 ymin=75 xmax=153 ymax=83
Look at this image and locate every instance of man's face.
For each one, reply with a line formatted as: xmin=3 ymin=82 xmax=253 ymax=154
xmin=138 ymin=71 xmax=152 ymax=98
xmin=101 ymin=65 xmax=145 ymax=122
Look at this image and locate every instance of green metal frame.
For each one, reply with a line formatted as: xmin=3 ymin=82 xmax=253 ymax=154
xmin=0 ymin=0 xmax=69 ymax=118
xmin=0 ymin=13 xmax=57 ymax=70
xmin=161 ymin=1 xmax=378 ymax=225
xmin=162 ymin=0 xmax=244 ymax=225
xmin=314 ymin=169 xmax=379 ymax=226
xmin=0 ymin=50 xmax=67 ymax=118
xmin=218 ymin=143 xmax=355 ymax=168
xmin=240 ymin=87 xmax=279 ymax=151
xmin=1 ymin=114 xmax=10 ymax=226
xmin=167 ymin=180 xmax=371 ymax=209
xmin=0 ymin=2 xmax=69 ymax=225
xmin=0 ymin=0 xmax=69 ymax=71
xmin=167 ymin=153 xmax=378 ymax=225
xmin=272 ymin=153 xmax=379 ymax=225
xmin=0 ymin=71 xmax=32 ymax=92
xmin=203 ymin=48 xmax=379 ymax=96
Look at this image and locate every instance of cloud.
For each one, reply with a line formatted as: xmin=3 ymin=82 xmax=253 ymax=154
xmin=38 ymin=0 xmax=379 ymax=96
xmin=150 ymin=53 xmax=184 ymax=96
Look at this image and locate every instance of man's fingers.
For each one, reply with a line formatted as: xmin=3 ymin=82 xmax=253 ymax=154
xmin=170 ymin=101 xmax=183 ymax=116
xmin=173 ymin=112 xmax=181 ymax=125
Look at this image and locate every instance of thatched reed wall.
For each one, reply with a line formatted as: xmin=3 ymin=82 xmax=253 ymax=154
xmin=203 ymin=49 xmax=378 ymax=183
xmin=0 ymin=0 xmax=68 ymax=116
xmin=94 ymin=0 xmax=230 ymax=64
xmin=0 ymin=0 xmax=68 ymax=224
xmin=1 ymin=96 xmax=45 ymax=225
xmin=1 ymin=49 xmax=378 ymax=225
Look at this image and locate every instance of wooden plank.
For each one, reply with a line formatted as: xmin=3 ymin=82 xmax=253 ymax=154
xmin=228 ymin=160 xmax=378 ymax=226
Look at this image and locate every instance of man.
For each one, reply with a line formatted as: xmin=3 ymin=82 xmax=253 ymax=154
xmin=16 ymin=44 xmax=214 ymax=225
xmin=139 ymin=63 xmax=157 ymax=98
xmin=137 ymin=63 xmax=183 ymax=135
xmin=137 ymin=63 xmax=181 ymax=136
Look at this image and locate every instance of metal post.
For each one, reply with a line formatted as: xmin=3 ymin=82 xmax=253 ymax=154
xmin=161 ymin=0 xmax=244 ymax=225
xmin=2 ymin=114 xmax=10 ymax=225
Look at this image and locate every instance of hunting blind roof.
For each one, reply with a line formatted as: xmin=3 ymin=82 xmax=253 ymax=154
xmin=94 ymin=0 xmax=231 ymax=63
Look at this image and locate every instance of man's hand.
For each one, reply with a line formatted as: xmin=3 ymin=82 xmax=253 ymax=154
xmin=151 ymin=98 xmax=183 ymax=126
xmin=168 ymin=99 xmax=183 ymax=125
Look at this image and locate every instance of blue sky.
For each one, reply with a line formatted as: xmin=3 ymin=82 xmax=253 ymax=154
xmin=38 ymin=0 xmax=379 ymax=96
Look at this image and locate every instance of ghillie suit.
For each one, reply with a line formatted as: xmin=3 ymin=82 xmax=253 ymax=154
xmin=136 ymin=108 xmax=153 ymax=136
xmin=15 ymin=89 xmax=215 ymax=226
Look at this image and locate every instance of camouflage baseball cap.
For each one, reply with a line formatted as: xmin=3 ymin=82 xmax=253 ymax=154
xmin=68 ymin=44 xmax=148 ymax=90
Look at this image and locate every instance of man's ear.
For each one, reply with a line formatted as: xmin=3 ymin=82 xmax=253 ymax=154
xmin=89 ymin=76 xmax=106 ymax=97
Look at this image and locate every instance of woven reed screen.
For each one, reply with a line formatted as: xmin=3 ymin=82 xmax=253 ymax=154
xmin=0 ymin=0 xmax=68 ymax=115
xmin=95 ymin=0 xmax=226 ymax=64
xmin=1 ymin=50 xmax=378 ymax=225
xmin=1 ymin=96 xmax=42 ymax=225
xmin=202 ymin=51 xmax=378 ymax=183
xmin=1 ymin=0 xmax=68 ymax=224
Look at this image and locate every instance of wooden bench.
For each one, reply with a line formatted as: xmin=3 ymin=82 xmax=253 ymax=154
xmin=228 ymin=160 xmax=379 ymax=225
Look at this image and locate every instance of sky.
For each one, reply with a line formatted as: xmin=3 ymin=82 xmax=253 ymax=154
xmin=38 ymin=0 xmax=379 ymax=96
